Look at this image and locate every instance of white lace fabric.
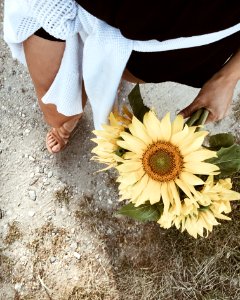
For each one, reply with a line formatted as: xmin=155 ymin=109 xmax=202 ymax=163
xmin=4 ymin=0 xmax=240 ymax=129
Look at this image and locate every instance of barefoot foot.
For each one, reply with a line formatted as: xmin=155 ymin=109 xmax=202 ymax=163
xmin=46 ymin=116 xmax=82 ymax=153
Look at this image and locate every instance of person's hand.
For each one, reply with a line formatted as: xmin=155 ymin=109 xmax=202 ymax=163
xmin=179 ymin=73 xmax=236 ymax=123
xmin=179 ymin=49 xmax=240 ymax=123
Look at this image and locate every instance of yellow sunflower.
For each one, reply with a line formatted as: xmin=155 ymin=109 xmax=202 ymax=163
xmin=91 ymin=107 xmax=132 ymax=170
xmin=158 ymin=176 xmax=240 ymax=238
xmin=116 ymin=111 xmax=219 ymax=213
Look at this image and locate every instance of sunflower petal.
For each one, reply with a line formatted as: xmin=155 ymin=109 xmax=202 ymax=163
xmin=116 ymin=168 xmax=145 ymax=185
xmin=180 ymin=132 xmax=209 ymax=155
xmin=147 ymin=179 xmax=162 ymax=205
xmin=117 ymin=140 xmax=144 ymax=155
xmin=180 ymin=172 xmax=204 ymax=186
xmin=170 ymin=125 xmax=189 ymax=145
xmin=116 ymin=161 xmax=142 ymax=173
xmin=129 ymin=116 xmax=152 ymax=145
xmin=120 ymin=132 xmax=146 ymax=150
xmin=161 ymin=182 xmax=171 ymax=213
xmin=184 ymin=162 xmax=219 ymax=175
xmin=172 ymin=114 xmax=184 ymax=134
xmin=184 ymin=149 xmax=217 ymax=163
xmin=159 ymin=112 xmax=172 ymax=141
xmin=131 ymin=174 xmax=149 ymax=204
xmin=143 ymin=111 xmax=163 ymax=142
xmin=175 ymin=178 xmax=193 ymax=199
xmin=168 ymin=181 xmax=181 ymax=215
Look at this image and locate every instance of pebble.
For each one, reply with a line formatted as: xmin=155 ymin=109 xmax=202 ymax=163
xmin=14 ymin=283 xmax=22 ymax=292
xmin=28 ymin=155 xmax=35 ymax=162
xmin=48 ymin=171 xmax=53 ymax=178
xmin=25 ymin=129 xmax=30 ymax=134
xmin=71 ymin=228 xmax=75 ymax=234
xmin=36 ymin=166 xmax=44 ymax=173
xmin=70 ymin=242 xmax=78 ymax=250
xmin=50 ymin=256 xmax=56 ymax=263
xmin=107 ymin=199 xmax=113 ymax=204
xmin=28 ymin=190 xmax=36 ymax=201
xmin=73 ymin=252 xmax=81 ymax=260
xmin=28 ymin=211 xmax=35 ymax=217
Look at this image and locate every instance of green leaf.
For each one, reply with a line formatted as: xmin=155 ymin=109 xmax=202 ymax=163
xmin=208 ymin=133 xmax=235 ymax=151
xmin=128 ymin=84 xmax=149 ymax=122
xmin=117 ymin=202 xmax=161 ymax=222
xmin=207 ymin=144 xmax=240 ymax=177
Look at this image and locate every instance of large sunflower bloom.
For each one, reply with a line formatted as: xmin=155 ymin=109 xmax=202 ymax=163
xmin=158 ymin=176 xmax=240 ymax=238
xmin=91 ymin=107 xmax=132 ymax=170
xmin=116 ymin=111 xmax=219 ymax=213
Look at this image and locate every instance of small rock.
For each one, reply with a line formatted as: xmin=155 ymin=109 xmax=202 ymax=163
xmin=14 ymin=283 xmax=22 ymax=292
xmin=70 ymin=242 xmax=78 ymax=250
xmin=28 ymin=155 xmax=35 ymax=162
xmin=73 ymin=252 xmax=81 ymax=260
xmin=71 ymin=228 xmax=75 ymax=234
xmin=39 ymin=167 xmax=44 ymax=173
xmin=50 ymin=257 xmax=56 ymax=263
xmin=25 ymin=129 xmax=30 ymax=134
xmin=28 ymin=211 xmax=35 ymax=217
xmin=28 ymin=190 xmax=36 ymax=201
xmin=107 ymin=199 xmax=113 ymax=204
xmin=48 ymin=171 xmax=53 ymax=178
xmin=107 ymin=228 xmax=112 ymax=235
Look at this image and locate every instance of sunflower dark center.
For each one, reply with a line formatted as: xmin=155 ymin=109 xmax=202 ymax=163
xmin=142 ymin=142 xmax=183 ymax=182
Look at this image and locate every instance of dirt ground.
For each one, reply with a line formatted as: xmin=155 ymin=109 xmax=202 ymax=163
xmin=1 ymin=2 xmax=240 ymax=300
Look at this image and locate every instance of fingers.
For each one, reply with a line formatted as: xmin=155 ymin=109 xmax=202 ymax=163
xmin=178 ymin=98 xmax=203 ymax=119
xmin=179 ymin=94 xmax=230 ymax=124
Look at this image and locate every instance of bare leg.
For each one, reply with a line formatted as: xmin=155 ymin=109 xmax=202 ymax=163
xmin=23 ymin=35 xmax=87 ymax=153
xmin=122 ymin=68 xmax=145 ymax=84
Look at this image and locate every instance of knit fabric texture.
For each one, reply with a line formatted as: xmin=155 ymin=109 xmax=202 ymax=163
xmin=4 ymin=0 xmax=240 ymax=129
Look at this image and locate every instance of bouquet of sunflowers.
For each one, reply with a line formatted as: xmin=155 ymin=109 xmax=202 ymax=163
xmin=91 ymin=85 xmax=240 ymax=238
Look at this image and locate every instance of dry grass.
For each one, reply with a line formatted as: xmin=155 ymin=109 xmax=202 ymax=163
xmin=4 ymin=221 xmax=22 ymax=245
xmin=68 ymin=188 xmax=240 ymax=300
xmin=54 ymin=186 xmax=73 ymax=207
xmin=0 ymin=251 xmax=13 ymax=283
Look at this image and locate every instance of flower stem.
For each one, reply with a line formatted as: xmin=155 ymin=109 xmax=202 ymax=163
xmin=185 ymin=108 xmax=204 ymax=126
xmin=195 ymin=109 xmax=209 ymax=131
xmin=185 ymin=108 xmax=209 ymax=131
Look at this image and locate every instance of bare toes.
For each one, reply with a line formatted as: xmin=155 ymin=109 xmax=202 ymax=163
xmin=51 ymin=144 xmax=61 ymax=153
